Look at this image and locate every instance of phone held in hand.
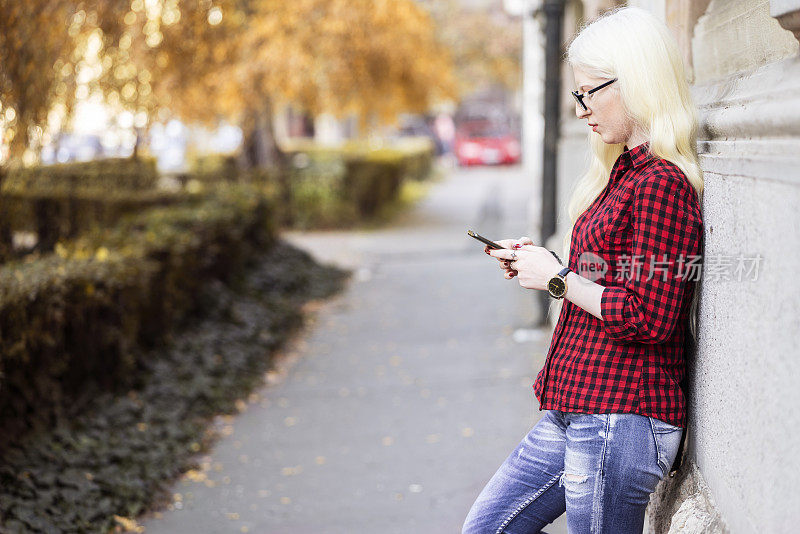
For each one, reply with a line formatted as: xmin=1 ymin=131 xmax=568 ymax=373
xmin=467 ymin=229 xmax=505 ymax=250
xmin=468 ymin=229 xmax=564 ymax=264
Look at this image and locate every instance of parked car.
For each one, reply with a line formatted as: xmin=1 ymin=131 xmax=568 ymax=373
xmin=454 ymin=122 xmax=521 ymax=166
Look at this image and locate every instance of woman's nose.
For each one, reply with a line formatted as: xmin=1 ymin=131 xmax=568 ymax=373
xmin=575 ymin=102 xmax=590 ymax=118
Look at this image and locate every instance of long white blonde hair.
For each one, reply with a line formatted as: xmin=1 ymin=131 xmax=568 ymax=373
xmin=561 ymin=6 xmax=704 ymax=340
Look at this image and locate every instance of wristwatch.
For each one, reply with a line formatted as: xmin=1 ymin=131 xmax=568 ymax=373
xmin=547 ymin=267 xmax=572 ymax=299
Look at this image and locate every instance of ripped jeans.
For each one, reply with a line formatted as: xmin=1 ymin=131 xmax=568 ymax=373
xmin=462 ymin=410 xmax=683 ymax=534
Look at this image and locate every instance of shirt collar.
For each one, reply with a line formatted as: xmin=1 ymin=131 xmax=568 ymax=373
xmin=621 ymin=141 xmax=652 ymax=170
xmin=611 ymin=141 xmax=652 ymax=183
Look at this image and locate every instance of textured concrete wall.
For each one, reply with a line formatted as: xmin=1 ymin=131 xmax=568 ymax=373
xmin=692 ymin=0 xmax=798 ymax=84
xmin=682 ymin=156 xmax=800 ymax=533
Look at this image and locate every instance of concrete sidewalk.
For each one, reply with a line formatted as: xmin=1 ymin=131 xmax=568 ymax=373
xmin=143 ymin=165 xmax=567 ymax=533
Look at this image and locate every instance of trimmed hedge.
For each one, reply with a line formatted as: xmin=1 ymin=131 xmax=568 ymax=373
xmin=0 ymin=189 xmax=198 ymax=254
xmin=0 ymin=157 xmax=173 ymax=259
xmin=190 ymin=139 xmax=436 ymax=229
xmin=280 ymin=138 xmax=436 ymax=228
xmin=343 ymin=149 xmax=405 ymax=217
xmin=188 ymin=153 xmax=243 ymax=183
xmin=0 ymin=141 xmax=435 ymax=253
xmin=0 ymin=184 xmax=276 ymax=441
xmin=2 ymin=157 xmax=159 ymax=191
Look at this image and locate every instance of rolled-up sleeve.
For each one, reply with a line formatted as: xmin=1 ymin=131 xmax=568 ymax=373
xmin=600 ymin=165 xmax=702 ymax=344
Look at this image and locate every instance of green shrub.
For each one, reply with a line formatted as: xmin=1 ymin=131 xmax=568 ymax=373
xmin=180 ymin=139 xmax=434 ymax=230
xmin=188 ymin=153 xmax=242 ymax=183
xmin=279 ymin=138 xmax=435 ymax=228
xmin=0 ymin=157 xmax=171 ymax=258
xmin=0 ymin=184 xmax=276 ymax=441
xmin=0 ymin=189 xmax=199 ymax=254
xmin=3 ymin=157 xmax=159 ymax=192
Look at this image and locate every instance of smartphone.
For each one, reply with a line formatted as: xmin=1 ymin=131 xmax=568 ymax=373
xmin=469 ymin=229 xmax=563 ymax=264
xmin=467 ymin=229 xmax=506 ymax=250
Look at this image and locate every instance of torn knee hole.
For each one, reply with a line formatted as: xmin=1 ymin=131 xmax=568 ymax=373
xmin=562 ymin=473 xmax=588 ymax=484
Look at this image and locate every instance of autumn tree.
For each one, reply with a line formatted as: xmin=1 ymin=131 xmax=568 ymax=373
xmin=0 ymin=0 xmax=140 ymax=167
xmin=90 ymin=0 xmax=242 ymax=156
xmin=89 ymin=0 xmax=457 ymax=167
xmin=173 ymin=0 xmax=458 ymax=168
xmin=0 ymin=0 xmax=80 ymax=167
xmin=425 ymin=0 xmax=522 ymax=95
xmin=1 ymin=0 xmax=457 ymax=171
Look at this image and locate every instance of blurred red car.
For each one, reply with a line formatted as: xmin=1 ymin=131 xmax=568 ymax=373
xmin=454 ymin=123 xmax=521 ymax=166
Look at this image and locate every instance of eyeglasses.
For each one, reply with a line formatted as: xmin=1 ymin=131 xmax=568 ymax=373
xmin=571 ymin=78 xmax=617 ymax=111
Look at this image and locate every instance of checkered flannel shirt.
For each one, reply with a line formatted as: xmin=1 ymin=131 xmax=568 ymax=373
xmin=533 ymin=141 xmax=704 ymax=428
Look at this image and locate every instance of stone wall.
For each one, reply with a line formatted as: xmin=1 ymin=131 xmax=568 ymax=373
xmin=691 ymin=0 xmax=798 ymax=84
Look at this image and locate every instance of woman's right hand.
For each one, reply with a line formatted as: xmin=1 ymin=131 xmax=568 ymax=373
xmin=484 ymin=236 xmax=535 ymax=279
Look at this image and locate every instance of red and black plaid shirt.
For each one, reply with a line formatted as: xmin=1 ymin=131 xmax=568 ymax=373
xmin=533 ymin=141 xmax=703 ymax=428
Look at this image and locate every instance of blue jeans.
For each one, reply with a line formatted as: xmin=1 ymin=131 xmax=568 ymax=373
xmin=462 ymin=410 xmax=683 ymax=534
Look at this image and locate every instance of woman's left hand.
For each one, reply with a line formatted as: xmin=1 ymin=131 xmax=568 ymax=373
xmin=489 ymin=245 xmax=564 ymax=291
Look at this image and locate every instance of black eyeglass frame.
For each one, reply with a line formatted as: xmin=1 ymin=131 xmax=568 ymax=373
xmin=571 ymin=78 xmax=618 ymax=111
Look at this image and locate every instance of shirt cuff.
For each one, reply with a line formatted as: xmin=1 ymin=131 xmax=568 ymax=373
xmin=600 ymin=286 xmax=630 ymax=337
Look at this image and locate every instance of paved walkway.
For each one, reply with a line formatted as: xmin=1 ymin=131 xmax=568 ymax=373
xmin=143 ymin=164 xmax=568 ymax=533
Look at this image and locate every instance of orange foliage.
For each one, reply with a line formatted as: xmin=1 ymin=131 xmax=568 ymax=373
xmin=427 ymin=0 xmax=522 ymax=94
xmin=0 ymin=0 xmax=80 ymax=160
xmin=0 ymin=0 xmax=458 ymax=162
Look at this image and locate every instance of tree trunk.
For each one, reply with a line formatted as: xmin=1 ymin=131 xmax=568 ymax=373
xmin=238 ymin=97 xmax=285 ymax=170
xmin=238 ymin=98 xmax=293 ymax=225
xmin=0 ymin=165 xmax=10 ymax=262
xmin=132 ymin=127 xmax=144 ymax=160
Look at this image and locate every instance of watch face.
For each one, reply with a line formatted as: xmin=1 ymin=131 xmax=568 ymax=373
xmin=548 ymin=277 xmax=566 ymax=297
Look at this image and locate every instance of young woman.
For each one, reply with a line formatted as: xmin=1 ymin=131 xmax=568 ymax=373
xmin=462 ymin=7 xmax=704 ymax=534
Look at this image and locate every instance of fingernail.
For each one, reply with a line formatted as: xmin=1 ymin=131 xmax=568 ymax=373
xmin=512 ymin=244 xmax=522 ymax=249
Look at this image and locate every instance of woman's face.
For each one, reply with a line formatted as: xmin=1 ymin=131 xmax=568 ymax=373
xmin=572 ymin=66 xmax=637 ymax=146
